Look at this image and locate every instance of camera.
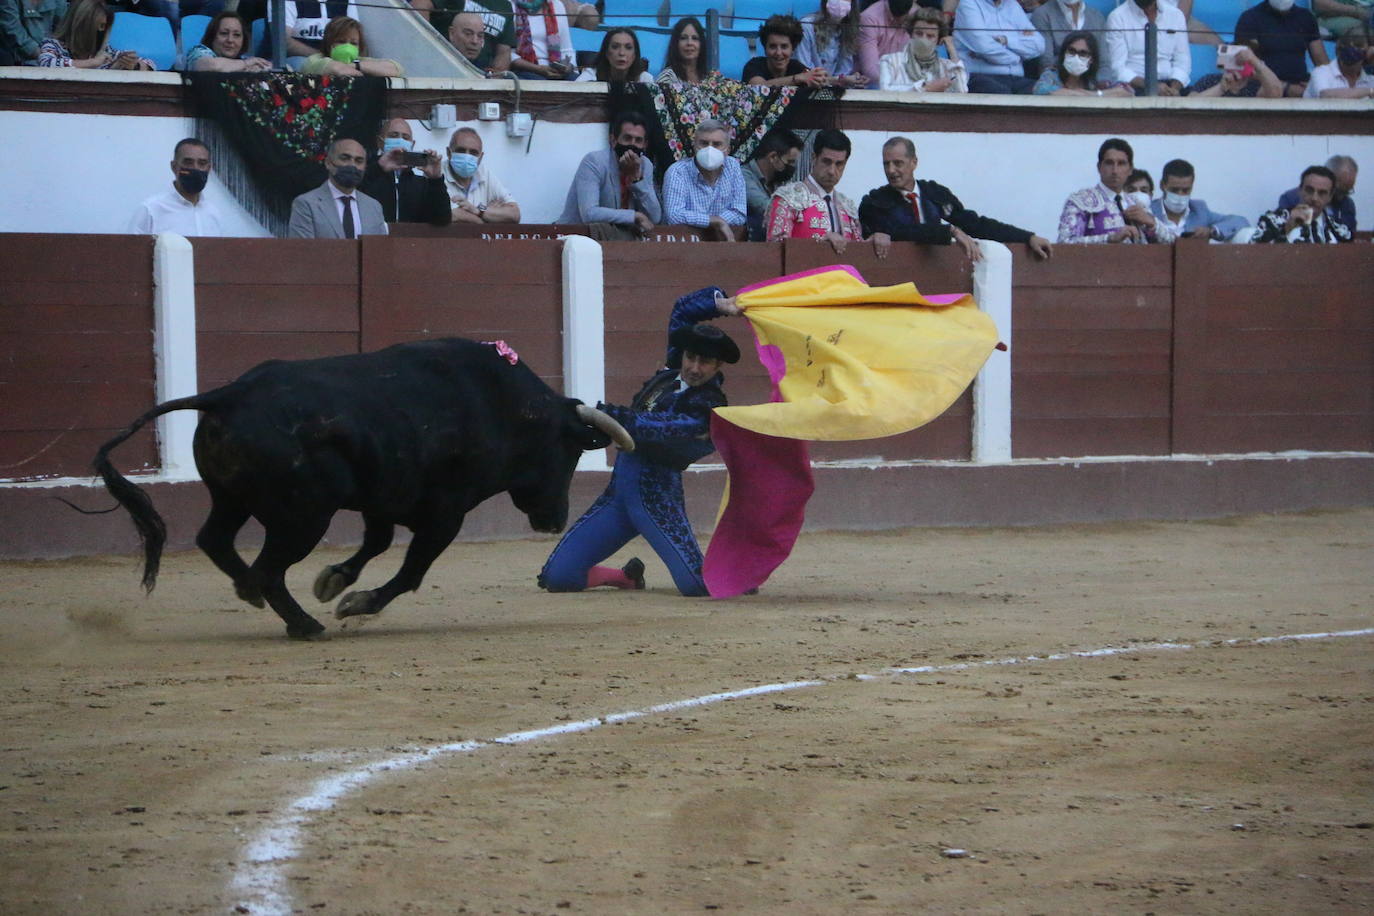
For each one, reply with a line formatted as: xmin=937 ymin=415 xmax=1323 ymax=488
xmin=400 ymin=151 xmax=429 ymax=167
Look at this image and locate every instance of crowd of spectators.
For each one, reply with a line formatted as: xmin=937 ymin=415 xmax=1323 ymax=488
xmin=5 ymin=0 xmax=1372 ymax=101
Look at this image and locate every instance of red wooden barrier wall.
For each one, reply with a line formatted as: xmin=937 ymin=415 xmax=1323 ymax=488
xmin=0 ymin=234 xmax=156 ymax=478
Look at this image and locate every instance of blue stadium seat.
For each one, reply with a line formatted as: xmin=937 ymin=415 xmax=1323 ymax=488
xmin=717 ymin=32 xmax=754 ymax=76
xmin=1189 ymin=41 xmax=1218 ymax=83
xmin=669 ymin=0 xmax=727 ymax=21
xmin=602 ymin=0 xmax=667 ymax=27
xmin=728 ymin=0 xmax=781 ymax=31
xmin=109 ymin=12 xmax=177 ymax=70
xmin=181 ymin=13 xmax=212 ymax=49
xmin=1083 ymin=0 xmax=1118 ymax=20
xmin=1188 ymin=0 xmax=1240 ymax=40
xmin=637 ymin=29 xmax=673 ymax=70
xmin=252 ymin=17 xmax=267 ymax=57
xmin=791 ymin=0 xmax=818 ymax=17
xmin=569 ymin=27 xmax=602 ymax=53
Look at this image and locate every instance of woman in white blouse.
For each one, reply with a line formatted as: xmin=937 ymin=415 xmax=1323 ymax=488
xmin=574 ymin=27 xmax=654 ymax=83
xmin=879 ymin=7 xmax=967 ymax=93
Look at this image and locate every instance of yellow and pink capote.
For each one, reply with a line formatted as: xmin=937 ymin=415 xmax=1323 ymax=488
xmin=702 ymin=265 xmax=1000 ymax=598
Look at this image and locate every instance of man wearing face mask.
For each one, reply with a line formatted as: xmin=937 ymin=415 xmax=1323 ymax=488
xmin=1148 ymin=159 xmax=1249 ymax=242
xmin=1030 ymin=0 xmax=1107 ymax=77
xmin=766 ymin=128 xmax=864 ymax=252
xmin=129 ymin=138 xmax=227 ymax=237
xmin=858 ymin=0 xmax=919 ymax=84
xmin=1104 ymin=0 xmax=1190 ymax=95
xmin=558 ymin=110 xmax=662 ymax=240
xmin=1234 ymin=0 xmax=1328 ymax=97
xmin=1278 ymin=155 xmax=1358 ymax=235
xmin=288 ymin=137 xmax=388 ymax=239
xmin=443 ymin=126 xmax=521 ymax=224
xmin=743 ymin=128 xmax=803 ymax=242
xmin=662 ymin=120 xmax=747 ymax=242
xmin=358 ymin=118 xmax=451 ymax=227
xmin=1303 ymin=24 xmax=1374 ymax=97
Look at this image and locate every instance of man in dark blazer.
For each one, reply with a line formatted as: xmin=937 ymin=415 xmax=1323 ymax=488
xmin=556 ymin=110 xmax=662 ymax=240
xmin=860 ymin=136 xmax=1053 ymax=261
xmin=288 ymin=138 xmax=389 ymax=239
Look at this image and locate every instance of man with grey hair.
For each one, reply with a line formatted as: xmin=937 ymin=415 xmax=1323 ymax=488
xmin=859 ymin=136 xmax=1053 ymax=260
xmin=1278 ymin=154 xmax=1358 ymax=234
xmin=661 ymin=118 xmax=746 ymax=242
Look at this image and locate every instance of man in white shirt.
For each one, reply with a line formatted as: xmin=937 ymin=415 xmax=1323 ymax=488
xmin=444 ymin=126 xmax=521 ymax=224
xmin=1105 ymin=0 xmax=1191 ymax=95
xmin=1303 ymin=24 xmax=1374 ymax=97
xmin=955 ymin=0 xmax=1045 ymax=93
xmin=128 ymin=138 xmax=227 ymax=237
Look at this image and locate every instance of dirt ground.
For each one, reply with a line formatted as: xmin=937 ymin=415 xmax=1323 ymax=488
xmin=0 ymin=508 xmax=1370 ymax=915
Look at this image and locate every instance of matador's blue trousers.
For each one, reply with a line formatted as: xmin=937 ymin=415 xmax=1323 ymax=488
xmin=539 ymin=451 xmax=708 ymax=597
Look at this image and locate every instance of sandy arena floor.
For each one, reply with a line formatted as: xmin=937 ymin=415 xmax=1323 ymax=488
xmin=0 ymin=509 xmax=1371 ymax=915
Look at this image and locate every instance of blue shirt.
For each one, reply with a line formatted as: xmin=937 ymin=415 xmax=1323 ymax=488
xmin=1234 ymin=1 xmax=1320 ymax=85
xmin=954 ymin=0 xmax=1044 ymax=76
xmin=662 ymin=156 xmax=747 ymax=228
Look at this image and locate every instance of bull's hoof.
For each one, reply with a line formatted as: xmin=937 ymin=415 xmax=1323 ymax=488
xmin=335 ymin=590 xmax=383 ymax=619
xmin=286 ymin=617 xmax=328 ymax=640
xmin=313 ymin=565 xmax=356 ymax=603
xmin=235 ymin=581 xmax=265 ymax=609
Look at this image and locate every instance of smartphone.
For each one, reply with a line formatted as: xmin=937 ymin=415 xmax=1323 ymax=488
xmin=1216 ymin=44 xmax=1241 ymax=71
xmin=400 ymin=151 xmax=429 ymax=167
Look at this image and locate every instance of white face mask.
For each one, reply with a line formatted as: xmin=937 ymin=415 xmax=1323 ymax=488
xmin=826 ymin=0 xmax=851 ymax=19
xmin=695 ymin=145 xmax=725 ymax=171
xmin=1162 ymin=190 xmax=1190 ymax=212
xmin=1062 ymin=54 xmax=1090 ymax=76
xmin=1268 ymin=0 xmax=1294 ymax=12
xmin=1124 ymin=190 xmax=1151 ymax=211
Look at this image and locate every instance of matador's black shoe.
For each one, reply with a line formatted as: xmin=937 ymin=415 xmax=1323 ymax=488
xmin=622 ymin=557 xmax=646 ymax=590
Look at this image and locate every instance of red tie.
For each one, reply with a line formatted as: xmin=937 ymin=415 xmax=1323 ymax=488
xmin=905 ymin=191 xmax=922 ymax=224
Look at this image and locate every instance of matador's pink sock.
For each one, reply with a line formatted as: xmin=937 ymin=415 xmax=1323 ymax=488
xmin=586 ymin=566 xmax=635 ymax=589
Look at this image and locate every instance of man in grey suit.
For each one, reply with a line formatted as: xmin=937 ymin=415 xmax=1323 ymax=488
xmin=557 ymin=110 xmax=662 ymax=240
xmin=288 ymin=138 xmax=389 ymax=239
xmin=1149 ymin=159 xmax=1250 ymax=242
xmin=1030 ymin=0 xmax=1108 ymax=78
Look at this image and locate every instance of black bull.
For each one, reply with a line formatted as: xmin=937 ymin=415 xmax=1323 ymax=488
xmin=93 ymin=339 xmax=633 ymax=638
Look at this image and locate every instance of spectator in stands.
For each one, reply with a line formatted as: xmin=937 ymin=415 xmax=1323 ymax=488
xmin=858 ymin=0 xmax=916 ymax=84
xmin=861 ymin=136 xmax=1052 ymax=261
xmin=662 ymin=119 xmax=746 ymax=241
xmin=128 ymin=138 xmax=226 ymax=237
xmin=557 ymin=110 xmax=662 ymax=239
xmin=1059 ymin=138 xmax=1174 ymax=244
xmin=508 ymin=0 xmax=597 ymax=80
xmin=444 ymin=126 xmax=521 ymax=223
xmin=1148 ymin=159 xmax=1249 ymax=241
xmin=432 ymin=0 xmax=516 ymax=52
xmin=37 ymin=0 xmax=151 ymax=67
xmin=1234 ymin=0 xmax=1328 ymax=97
xmin=1278 ymin=155 xmax=1357 ymax=234
xmin=657 ymin=16 xmax=709 ymax=85
xmin=0 ymin=0 xmax=66 ymax=65
xmin=1304 ymin=23 xmax=1374 ymax=97
xmin=1034 ymin=30 xmax=1131 ymax=95
xmin=184 ymin=11 xmax=271 ymax=72
xmin=1186 ymin=44 xmax=1284 ymax=97
xmin=744 ymin=14 xmax=828 ymax=86
xmin=880 ymin=8 xmax=968 ymax=92
xmin=1029 ymin=0 xmax=1106 ymax=79
xmin=954 ymin=0 xmax=1044 ymax=93
xmin=1312 ymin=0 xmax=1373 ymax=41
xmin=798 ymin=0 xmax=869 ymax=87
xmin=766 ymin=128 xmax=863 ymax=251
xmin=743 ymin=127 xmax=803 ymax=241
xmin=358 ymin=118 xmax=450 ymax=227
xmin=1105 ymin=0 xmax=1189 ymax=95
xmin=1124 ymin=168 xmax=1153 ymax=197
xmin=288 ymin=137 xmax=388 ymax=239
xmin=268 ymin=0 xmax=358 ymax=67
xmin=299 ymin=16 xmax=402 ymax=75
xmin=447 ymin=8 xmax=513 ymax=75
xmin=574 ymin=26 xmax=652 ymax=82
xmin=1252 ymin=165 xmax=1353 ymax=243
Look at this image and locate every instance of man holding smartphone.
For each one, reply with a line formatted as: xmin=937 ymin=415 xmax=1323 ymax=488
xmin=359 ymin=118 xmax=453 ymax=227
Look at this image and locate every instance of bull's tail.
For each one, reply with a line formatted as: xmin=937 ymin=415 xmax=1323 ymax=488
xmin=92 ymin=394 xmax=211 ymax=593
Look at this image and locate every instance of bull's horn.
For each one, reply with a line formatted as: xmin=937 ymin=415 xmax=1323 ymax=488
xmin=576 ymin=404 xmax=635 ymax=452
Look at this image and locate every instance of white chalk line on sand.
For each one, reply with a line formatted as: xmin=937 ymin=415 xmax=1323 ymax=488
xmin=229 ymin=626 xmax=1374 ymax=914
